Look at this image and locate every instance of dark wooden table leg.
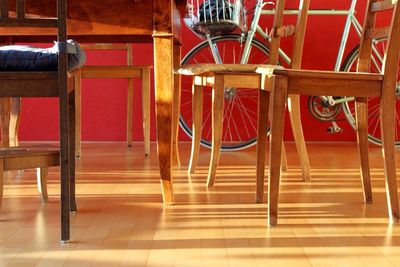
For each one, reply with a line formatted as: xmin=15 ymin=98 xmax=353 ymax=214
xmin=154 ymin=36 xmax=175 ymax=204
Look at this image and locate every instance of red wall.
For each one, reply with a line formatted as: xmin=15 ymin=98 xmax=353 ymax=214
xmin=17 ymin=0 xmax=368 ymax=142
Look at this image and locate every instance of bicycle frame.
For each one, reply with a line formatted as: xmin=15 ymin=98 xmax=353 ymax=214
xmin=201 ymin=0 xmax=388 ymax=134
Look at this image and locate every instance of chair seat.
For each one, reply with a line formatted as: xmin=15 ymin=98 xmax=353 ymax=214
xmin=0 ymin=40 xmax=86 ymax=71
xmin=264 ymin=68 xmax=384 ymax=81
xmin=176 ymin=64 xmax=283 ymax=76
xmin=0 ymin=148 xmax=59 ymax=170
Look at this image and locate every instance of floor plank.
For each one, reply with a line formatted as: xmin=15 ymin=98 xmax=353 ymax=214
xmin=0 ymin=142 xmax=400 ymax=266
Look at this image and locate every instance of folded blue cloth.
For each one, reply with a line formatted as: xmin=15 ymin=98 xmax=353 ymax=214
xmin=0 ymin=40 xmax=86 ymax=71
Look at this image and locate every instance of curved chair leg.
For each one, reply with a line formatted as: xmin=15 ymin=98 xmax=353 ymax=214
xmin=188 ymin=81 xmax=203 ymax=175
xmin=380 ymin=93 xmax=399 ymax=222
xmin=207 ymin=75 xmax=224 ymax=188
xmin=288 ymin=94 xmax=311 ymax=182
xmin=256 ymin=89 xmax=270 ymax=203
xmin=0 ymin=160 xmax=3 ymax=209
xmin=0 ymin=97 xmax=21 ymax=148
xmin=142 ymin=68 xmax=151 ymax=157
xmin=37 ymin=167 xmax=49 ymax=203
xmin=355 ymin=97 xmax=372 ymax=204
xmin=268 ymin=76 xmax=288 ymax=226
xmin=69 ymin=90 xmax=77 ymax=212
xmin=172 ymin=43 xmax=182 ymax=167
xmin=74 ymin=70 xmax=82 ymax=158
xmin=127 ymin=78 xmax=133 ymax=148
xmin=281 ymin=143 xmax=288 ymax=171
xmin=10 ymin=98 xmax=21 ymax=147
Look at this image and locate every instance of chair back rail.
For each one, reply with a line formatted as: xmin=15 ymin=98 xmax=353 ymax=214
xmin=81 ymin=43 xmax=133 ymax=66
xmin=290 ymin=0 xmax=310 ymax=70
xmin=358 ymin=0 xmax=400 ymax=78
xmin=268 ymin=0 xmax=310 ymax=69
xmin=0 ymin=0 xmax=68 ymax=91
xmin=267 ymin=0 xmax=285 ymax=65
xmin=0 ymin=0 xmax=60 ymax=28
xmin=0 ymin=0 xmax=72 ymax=242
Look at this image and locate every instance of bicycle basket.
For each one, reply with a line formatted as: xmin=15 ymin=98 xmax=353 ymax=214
xmin=186 ymin=0 xmax=246 ymax=36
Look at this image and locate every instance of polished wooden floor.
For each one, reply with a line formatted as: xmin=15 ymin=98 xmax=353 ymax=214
xmin=1 ymin=142 xmax=400 ymax=266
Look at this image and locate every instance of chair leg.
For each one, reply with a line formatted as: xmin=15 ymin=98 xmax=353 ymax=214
xmin=59 ymin=86 xmax=70 ymax=242
xmin=380 ymin=94 xmax=399 ymax=222
xmin=0 ymin=160 xmax=3 ymax=209
xmin=0 ymin=97 xmax=11 ymax=148
xmin=189 ymin=82 xmax=203 ymax=175
xmin=69 ymin=90 xmax=77 ymax=212
xmin=37 ymin=167 xmax=49 ymax=203
xmin=10 ymin=98 xmax=21 ymax=147
xmin=0 ymin=97 xmax=20 ymax=148
xmin=281 ymin=143 xmax=288 ymax=171
xmin=74 ymin=70 xmax=82 ymax=158
xmin=142 ymin=68 xmax=151 ymax=157
xmin=355 ymin=98 xmax=372 ymax=204
xmin=287 ymin=94 xmax=311 ymax=182
xmin=207 ymin=75 xmax=224 ymax=188
xmin=268 ymin=76 xmax=288 ymax=226
xmin=172 ymin=43 xmax=182 ymax=166
xmin=256 ymin=89 xmax=270 ymax=203
xmin=127 ymin=79 xmax=133 ymax=148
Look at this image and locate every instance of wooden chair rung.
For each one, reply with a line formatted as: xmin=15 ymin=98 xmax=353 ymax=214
xmin=371 ymin=0 xmax=396 ymax=12
xmin=366 ymin=26 xmax=391 ymax=39
xmin=81 ymin=66 xmax=143 ymax=78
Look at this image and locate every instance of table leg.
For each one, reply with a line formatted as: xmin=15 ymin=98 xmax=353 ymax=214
xmin=154 ymin=36 xmax=175 ymax=204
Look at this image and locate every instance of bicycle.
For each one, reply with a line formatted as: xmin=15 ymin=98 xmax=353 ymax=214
xmin=179 ymin=0 xmax=400 ymax=151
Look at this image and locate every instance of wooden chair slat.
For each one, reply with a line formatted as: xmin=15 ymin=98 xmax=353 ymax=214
xmin=0 ymin=0 xmax=8 ymax=18
xmin=16 ymin=0 xmax=25 ymax=18
xmin=268 ymin=0 xmax=285 ymax=65
xmin=0 ymin=18 xmax=58 ymax=28
xmin=366 ymin=26 xmax=391 ymax=39
xmin=290 ymin=0 xmax=310 ymax=69
xmin=371 ymin=0 xmax=396 ymax=12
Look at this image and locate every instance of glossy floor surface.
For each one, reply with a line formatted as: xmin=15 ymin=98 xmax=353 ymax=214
xmin=1 ymin=142 xmax=400 ymax=266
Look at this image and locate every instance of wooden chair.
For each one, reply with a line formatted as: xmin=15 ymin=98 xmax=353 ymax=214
xmin=257 ymin=0 xmax=400 ymax=225
xmin=0 ymin=0 xmax=75 ymax=241
xmin=74 ymin=43 xmax=151 ymax=157
xmin=0 ymin=148 xmax=59 ymax=208
xmin=177 ymin=0 xmax=311 ymax=193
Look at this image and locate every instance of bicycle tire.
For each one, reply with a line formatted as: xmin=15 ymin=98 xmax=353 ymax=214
xmin=340 ymin=38 xmax=400 ymax=147
xmin=179 ymin=34 xmax=270 ymax=151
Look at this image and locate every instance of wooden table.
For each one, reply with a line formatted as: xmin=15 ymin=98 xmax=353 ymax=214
xmin=1 ymin=0 xmax=185 ymax=204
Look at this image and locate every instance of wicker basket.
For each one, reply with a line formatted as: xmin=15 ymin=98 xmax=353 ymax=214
xmin=186 ymin=0 xmax=247 ymax=36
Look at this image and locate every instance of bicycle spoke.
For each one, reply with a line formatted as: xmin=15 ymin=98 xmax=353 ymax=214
xmin=180 ymin=35 xmax=269 ymax=150
xmin=224 ymin=98 xmax=237 ymax=141
xmin=236 ymin=94 xmax=258 ymax=138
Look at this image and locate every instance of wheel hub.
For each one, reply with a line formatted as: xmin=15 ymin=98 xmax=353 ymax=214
xmin=224 ymin=87 xmax=237 ymax=100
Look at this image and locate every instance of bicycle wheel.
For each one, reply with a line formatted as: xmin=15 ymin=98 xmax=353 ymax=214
xmin=180 ymin=34 xmax=270 ymax=151
xmin=341 ymin=38 xmax=400 ymax=147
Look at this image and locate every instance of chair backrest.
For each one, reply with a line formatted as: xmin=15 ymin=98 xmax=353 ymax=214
xmin=0 ymin=0 xmax=68 ymax=87
xmin=357 ymin=0 xmax=400 ymax=89
xmin=80 ymin=44 xmax=133 ymax=66
xmin=268 ymin=0 xmax=310 ymax=69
